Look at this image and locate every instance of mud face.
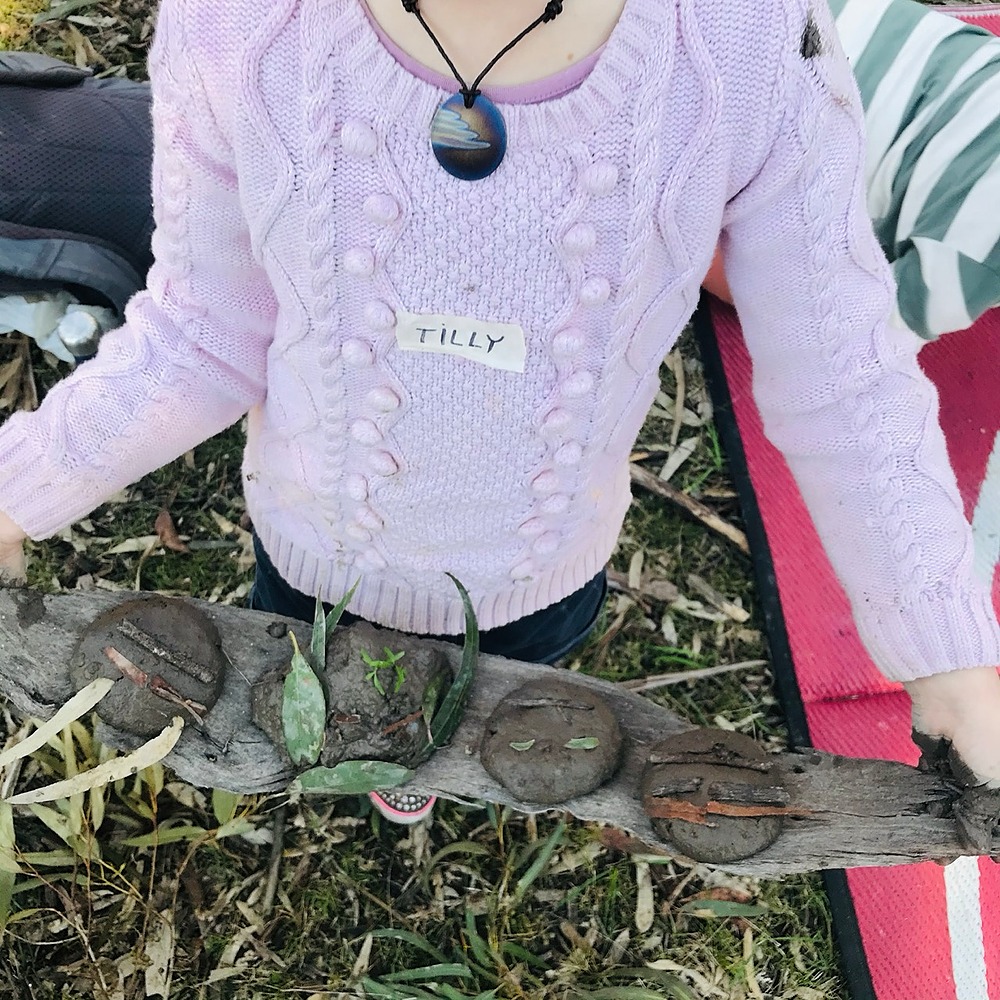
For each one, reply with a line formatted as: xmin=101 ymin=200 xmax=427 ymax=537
xmin=479 ymin=678 xmax=624 ymax=804
xmin=641 ymin=729 xmax=785 ymax=864
xmin=70 ymin=596 xmax=227 ymax=738
xmin=251 ymin=621 xmax=452 ymax=771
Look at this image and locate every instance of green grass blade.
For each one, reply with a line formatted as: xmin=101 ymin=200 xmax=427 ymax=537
xmin=513 ymin=818 xmax=566 ymax=905
xmin=430 ymin=986 xmax=497 ymax=1000
xmin=325 ymin=579 xmax=361 ymax=636
xmin=0 ymin=801 xmax=15 ymax=938
xmin=368 ymin=927 xmax=450 ymax=965
xmin=576 ymin=990 xmax=676 ymax=1000
xmin=603 ymin=969 xmax=699 ymax=999
xmin=426 ymin=842 xmax=491 ymax=870
xmin=310 ymin=593 xmax=327 ymax=672
xmin=429 ymin=575 xmax=478 ymax=749
xmin=362 ymin=978 xmax=438 ymax=1000
xmin=463 ymin=909 xmax=499 ymax=970
xmin=500 ymin=942 xmax=548 ymax=971
xmin=282 ymin=631 xmax=326 ymax=766
xmin=381 ymin=964 xmax=473 ymax=984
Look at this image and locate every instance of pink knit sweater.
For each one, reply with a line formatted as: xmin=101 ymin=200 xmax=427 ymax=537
xmin=1 ymin=0 xmax=998 ymax=682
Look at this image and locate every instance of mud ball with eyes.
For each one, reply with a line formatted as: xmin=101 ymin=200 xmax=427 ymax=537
xmin=479 ymin=678 xmax=624 ymax=804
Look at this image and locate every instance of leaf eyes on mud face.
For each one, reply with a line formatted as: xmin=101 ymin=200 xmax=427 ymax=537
xmin=564 ymin=737 xmax=600 ymax=750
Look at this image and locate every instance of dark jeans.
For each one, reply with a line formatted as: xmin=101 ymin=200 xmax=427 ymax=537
xmin=248 ymin=533 xmax=608 ymax=665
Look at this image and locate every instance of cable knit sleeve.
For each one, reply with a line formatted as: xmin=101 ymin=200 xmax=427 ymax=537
xmin=719 ymin=0 xmax=1000 ymax=681
xmin=0 ymin=0 xmax=278 ymax=540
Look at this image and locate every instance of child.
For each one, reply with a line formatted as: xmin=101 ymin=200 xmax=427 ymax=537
xmin=0 ymin=0 xmax=998 ymax=833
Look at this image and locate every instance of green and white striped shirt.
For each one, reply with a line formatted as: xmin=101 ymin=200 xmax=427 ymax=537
xmin=832 ymin=0 xmax=1000 ymax=337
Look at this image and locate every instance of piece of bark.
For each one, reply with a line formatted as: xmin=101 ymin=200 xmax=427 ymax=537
xmin=0 ymin=586 xmax=989 ymax=875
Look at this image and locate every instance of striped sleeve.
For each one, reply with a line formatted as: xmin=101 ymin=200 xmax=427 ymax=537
xmin=832 ymin=0 xmax=1000 ymax=338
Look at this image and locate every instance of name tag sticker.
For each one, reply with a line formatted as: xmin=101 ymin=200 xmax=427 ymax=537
xmin=395 ymin=310 xmax=526 ymax=373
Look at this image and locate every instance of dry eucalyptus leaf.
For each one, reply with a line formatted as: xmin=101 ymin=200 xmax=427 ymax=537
xmin=154 ymin=509 xmax=190 ymax=554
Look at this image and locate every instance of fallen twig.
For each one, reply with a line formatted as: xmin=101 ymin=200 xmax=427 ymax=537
xmin=620 ymin=660 xmax=768 ymax=691
xmin=260 ymin=803 xmax=287 ymax=918
xmin=629 ymin=463 xmax=749 ymax=555
xmin=606 ymin=568 xmax=680 ymax=606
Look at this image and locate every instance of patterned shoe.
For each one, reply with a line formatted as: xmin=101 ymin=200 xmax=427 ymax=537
xmin=369 ymin=789 xmax=436 ymax=825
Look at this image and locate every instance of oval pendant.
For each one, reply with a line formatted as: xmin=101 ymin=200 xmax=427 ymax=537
xmin=430 ymin=92 xmax=507 ymax=182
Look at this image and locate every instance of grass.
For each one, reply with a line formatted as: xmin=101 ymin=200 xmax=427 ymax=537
xmin=0 ymin=2 xmax=857 ymax=998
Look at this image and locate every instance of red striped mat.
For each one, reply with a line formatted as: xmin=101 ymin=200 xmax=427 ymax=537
xmin=701 ymin=296 xmax=1000 ymax=1000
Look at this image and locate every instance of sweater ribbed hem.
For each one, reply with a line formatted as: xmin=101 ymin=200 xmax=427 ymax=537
xmin=253 ymin=513 xmax=624 ymax=636
xmin=857 ymin=587 xmax=1000 ymax=681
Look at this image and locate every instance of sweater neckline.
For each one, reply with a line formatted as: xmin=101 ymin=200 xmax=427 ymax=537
xmin=358 ymin=1 xmax=604 ymax=104
xmin=335 ymin=0 xmax=661 ymax=144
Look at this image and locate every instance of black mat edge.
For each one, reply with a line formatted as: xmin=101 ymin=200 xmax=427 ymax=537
xmin=692 ymin=297 xmax=877 ymax=1000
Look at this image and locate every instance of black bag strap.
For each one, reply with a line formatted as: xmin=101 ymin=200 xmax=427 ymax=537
xmin=0 ymin=52 xmax=93 ymax=87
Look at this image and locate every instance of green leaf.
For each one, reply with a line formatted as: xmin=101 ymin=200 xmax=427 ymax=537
xmin=325 ymin=579 xmax=361 ymax=636
xmin=291 ymin=760 xmax=413 ymax=796
xmin=211 ymin=788 xmax=241 ymax=826
xmin=509 ymin=740 xmax=535 ymax=752
xmin=419 ymin=670 xmax=447 ymax=743
xmin=564 ymin=737 xmax=600 ymax=750
xmin=121 ymin=824 xmax=208 ymax=848
xmin=282 ymin=631 xmax=326 ymax=767
xmin=216 ymin=817 xmax=256 ymax=840
xmin=678 ymin=898 xmax=768 ymax=918
xmin=429 ymin=574 xmax=478 ymax=750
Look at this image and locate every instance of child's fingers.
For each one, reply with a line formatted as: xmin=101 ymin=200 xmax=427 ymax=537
xmin=0 ymin=541 xmax=26 ymax=587
xmin=0 ymin=509 xmax=28 ymax=586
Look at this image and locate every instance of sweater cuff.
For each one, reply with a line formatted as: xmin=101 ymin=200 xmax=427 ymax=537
xmin=857 ymin=587 xmax=1000 ymax=682
xmin=0 ymin=417 xmax=100 ymax=540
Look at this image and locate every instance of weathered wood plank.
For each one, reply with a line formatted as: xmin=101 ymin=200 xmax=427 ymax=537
xmin=0 ymin=587 xmax=983 ymax=876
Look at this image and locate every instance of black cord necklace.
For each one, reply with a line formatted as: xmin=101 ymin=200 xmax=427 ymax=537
xmin=401 ymin=0 xmax=566 ymax=181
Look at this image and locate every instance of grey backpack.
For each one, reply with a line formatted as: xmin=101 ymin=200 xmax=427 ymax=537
xmin=0 ymin=50 xmax=153 ymax=320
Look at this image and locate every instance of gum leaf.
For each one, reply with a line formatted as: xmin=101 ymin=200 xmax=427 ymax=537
xmin=282 ymin=631 xmax=326 ymax=767
xmin=564 ymin=737 xmax=600 ymax=750
xmin=291 ymin=760 xmax=413 ymax=795
xmin=509 ymin=740 xmax=536 ymax=752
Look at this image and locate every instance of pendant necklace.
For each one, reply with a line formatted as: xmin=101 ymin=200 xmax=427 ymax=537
xmin=400 ymin=0 xmax=566 ymax=181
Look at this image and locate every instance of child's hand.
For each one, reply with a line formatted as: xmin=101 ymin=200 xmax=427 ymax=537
xmin=904 ymin=667 xmax=1000 ymax=855
xmin=904 ymin=667 xmax=1000 ymax=785
xmin=0 ymin=509 xmax=27 ymax=586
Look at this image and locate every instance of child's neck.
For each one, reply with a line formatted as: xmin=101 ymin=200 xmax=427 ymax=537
xmin=361 ymin=0 xmax=628 ymax=86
